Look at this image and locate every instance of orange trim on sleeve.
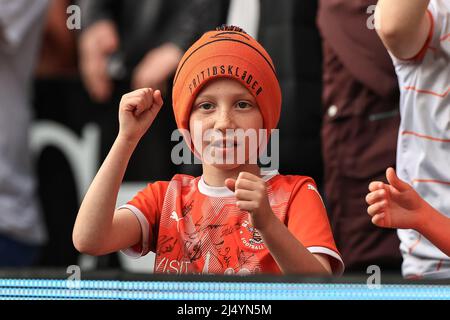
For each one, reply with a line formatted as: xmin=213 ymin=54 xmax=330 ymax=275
xmin=402 ymin=130 xmax=450 ymax=143
xmin=404 ymin=10 xmax=435 ymax=61
xmin=408 ymin=234 xmax=422 ymax=254
xmin=436 ymin=259 xmax=443 ymax=271
xmin=440 ymin=33 xmax=450 ymax=42
xmin=406 ymin=274 xmax=423 ymax=280
xmin=412 ymin=179 xmax=450 ymax=186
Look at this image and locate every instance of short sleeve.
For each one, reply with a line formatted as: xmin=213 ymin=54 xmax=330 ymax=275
xmin=287 ymin=179 xmax=345 ymax=276
xmin=118 ymin=181 xmax=168 ymax=258
xmin=391 ymin=4 xmax=442 ymax=65
xmin=427 ymin=1 xmax=448 ymax=49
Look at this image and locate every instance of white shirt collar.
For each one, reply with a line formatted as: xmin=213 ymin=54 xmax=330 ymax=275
xmin=198 ymin=170 xmax=279 ymax=197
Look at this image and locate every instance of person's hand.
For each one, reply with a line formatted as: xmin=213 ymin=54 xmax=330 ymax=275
xmin=131 ymin=43 xmax=183 ymax=92
xmin=79 ymin=20 xmax=119 ymax=103
xmin=118 ymin=88 xmax=164 ymax=144
xmin=225 ymin=172 xmax=276 ymax=231
xmin=366 ymin=167 xmax=426 ymax=229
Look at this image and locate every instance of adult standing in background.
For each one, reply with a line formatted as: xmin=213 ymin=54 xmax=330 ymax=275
xmin=317 ymin=0 xmax=402 ymax=273
xmin=0 ymin=0 xmax=49 ymax=266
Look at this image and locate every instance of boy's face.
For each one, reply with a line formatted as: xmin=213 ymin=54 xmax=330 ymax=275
xmin=189 ymin=78 xmax=264 ymax=169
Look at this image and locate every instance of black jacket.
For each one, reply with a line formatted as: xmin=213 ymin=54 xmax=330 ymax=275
xmin=258 ymin=0 xmax=323 ymax=184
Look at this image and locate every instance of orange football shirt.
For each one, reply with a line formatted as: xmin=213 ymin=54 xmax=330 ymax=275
xmin=119 ymin=171 xmax=344 ymax=275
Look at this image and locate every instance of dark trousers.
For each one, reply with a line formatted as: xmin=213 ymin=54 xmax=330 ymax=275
xmin=0 ymin=234 xmax=40 ymax=267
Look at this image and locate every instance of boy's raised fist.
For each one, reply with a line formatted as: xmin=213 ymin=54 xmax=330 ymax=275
xmin=118 ymin=88 xmax=164 ymax=143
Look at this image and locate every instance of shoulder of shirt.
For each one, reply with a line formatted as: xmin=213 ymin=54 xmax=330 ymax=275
xmin=391 ymin=3 xmax=443 ymax=65
xmin=139 ymin=175 xmax=199 ymax=199
xmin=169 ymin=173 xmax=201 ymax=188
xmin=269 ymin=174 xmax=316 ymax=189
xmin=143 ymin=174 xmax=198 ymax=190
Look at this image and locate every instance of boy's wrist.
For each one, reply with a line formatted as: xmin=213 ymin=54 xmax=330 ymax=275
xmin=255 ymin=211 xmax=278 ymax=234
xmin=412 ymin=200 xmax=434 ymax=233
xmin=115 ymin=134 xmax=140 ymax=150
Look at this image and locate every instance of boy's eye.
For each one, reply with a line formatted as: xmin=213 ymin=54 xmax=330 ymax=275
xmin=198 ymin=103 xmax=214 ymax=110
xmin=236 ymin=101 xmax=251 ymax=109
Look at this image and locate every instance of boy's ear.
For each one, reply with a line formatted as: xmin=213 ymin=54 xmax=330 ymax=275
xmin=225 ymin=178 xmax=236 ymax=192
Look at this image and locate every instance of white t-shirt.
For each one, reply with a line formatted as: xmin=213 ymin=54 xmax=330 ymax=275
xmin=391 ymin=0 xmax=450 ymax=279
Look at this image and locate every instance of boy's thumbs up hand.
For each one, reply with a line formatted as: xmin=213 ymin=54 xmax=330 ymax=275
xmin=226 ymin=172 xmax=276 ymax=232
xmin=386 ymin=167 xmax=411 ymax=192
xmin=118 ymin=88 xmax=164 ymax=144
xmin=366 ymin=167 xmax=425 ymax=229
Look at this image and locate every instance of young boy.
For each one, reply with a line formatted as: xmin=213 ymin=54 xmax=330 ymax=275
xmin=367 ymin=1 xmax=450 ymax=278
xmin=73 ymin=26 xmax=344 ymax=275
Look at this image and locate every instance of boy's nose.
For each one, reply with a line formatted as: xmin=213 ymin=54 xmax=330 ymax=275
xmin=213 ymin=109 xmax=236 ymax=132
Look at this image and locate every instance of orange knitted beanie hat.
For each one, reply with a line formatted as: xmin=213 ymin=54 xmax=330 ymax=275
xmin=172 ymin=26 xmax=282 ymax=135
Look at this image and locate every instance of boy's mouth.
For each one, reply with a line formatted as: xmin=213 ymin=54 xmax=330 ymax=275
xmin=210 ymin=139 xmax=239 ymax=148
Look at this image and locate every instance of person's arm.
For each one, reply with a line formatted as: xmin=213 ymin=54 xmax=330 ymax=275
xmin=131 ymin=0 xmax=229 ymax=91
xmin=131 ymin=42 xmax=183 ymax=91
xmin=225 ymin=172 xmax=332 ymax=275
xmin=255 ymin=216 xmax=332 ymax=275
xmin=420 ymin=206 xmax=450 ymax=257
xmin=366 ymin=168 xmax=450 ymax=257
xmin=78 ymin=19 xmax=119 ymax=103
xmin=77 ymin=0 xmax=120 ymax=102
xmin=376 ymin=0 xmax=431 ymax=59
xmin=73 ymin=88 xmax=164 ymax=256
